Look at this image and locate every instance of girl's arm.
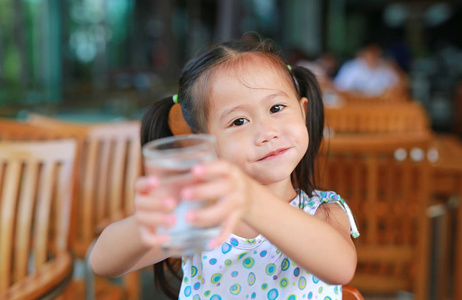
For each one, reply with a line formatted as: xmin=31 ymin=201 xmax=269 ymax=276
xmin=90 ymin=216 xmax=169 ymax=277
xmin=90 ymin=177 xmax=173 ymax=277
xmin=243 ymin=187 xmax=357 ymax=285
xmin=181 ymin=160 xmax=357 ymax=285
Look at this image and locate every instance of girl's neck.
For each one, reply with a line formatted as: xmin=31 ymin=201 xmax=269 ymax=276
xmin=263 ymin=179 xmax=297 ymax=203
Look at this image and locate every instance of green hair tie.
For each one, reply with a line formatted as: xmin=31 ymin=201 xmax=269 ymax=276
xmin=287 ymin=64 xmax=292 ymax=71
xmin=172 ymin=94 xmax=179 ymax=104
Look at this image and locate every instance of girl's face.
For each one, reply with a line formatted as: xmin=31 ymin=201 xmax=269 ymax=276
xmin=206 ymin=61 xmax=309 ymax=186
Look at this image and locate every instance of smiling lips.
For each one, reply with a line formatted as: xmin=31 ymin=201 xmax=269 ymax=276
xmin=258 ymin=148 xmax=289 ymax=161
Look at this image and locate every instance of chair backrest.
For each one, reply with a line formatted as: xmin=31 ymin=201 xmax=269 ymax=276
xmin=27 ymin=114 xmax=142 ymax=258
xmin=342 ymin=285 xmax=364 ymax=300
xmin=337 ymin=89 xmax=411 ymax=105
xmin=324 ymin=102 xmax=431 ymax=135
xmin=317 ymin=134 xmax=432 ymax=300
xmin=0 ymin=118 xmax=84 ymax=141
xmin=0 ymin=139 xmax=77 ymax=293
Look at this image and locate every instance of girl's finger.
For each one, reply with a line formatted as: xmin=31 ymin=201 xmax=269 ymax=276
xmin=208 ymin=211 xmax=241 ymax=249
xmin=191 ymin=160 xmax=235 ymax=180
xmin=135 ymin=211 xmax=177 ymax=228
xmin=185 ymin=195 xmax=241 ymax=228
xmin=135 ymin=176 xmax=158 ymax=194
xmin=135 ymin=194 xmax=176 ymax=212
xmin=139 ymin=226 xmax=171 ymax=247
xmin=181 ymin=178 xmax=234 ymax=202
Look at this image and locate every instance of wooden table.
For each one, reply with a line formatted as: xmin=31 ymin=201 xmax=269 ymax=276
xmin=430 ymin=134 xmax=462 ymax=300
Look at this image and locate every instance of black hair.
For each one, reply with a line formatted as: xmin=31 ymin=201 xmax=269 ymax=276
xmin=140 ymin=37 xmax=324 ymax=299
xmin=140 ymin=96 xmax=174 ymax=143
xmin=140 ymin=97 xmax=184 ymax=298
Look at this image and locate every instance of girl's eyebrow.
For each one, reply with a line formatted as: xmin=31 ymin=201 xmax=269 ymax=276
xmin=219 ymin=91 xmax=288 ymax=121
xmin=219 ymin=104 xmax=247 ymax=122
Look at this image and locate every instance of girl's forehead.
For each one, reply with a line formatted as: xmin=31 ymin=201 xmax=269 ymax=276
xmin=210 ymin=59 xmax=294 ymax=92
xmin=206 ymin=62 xmax=298 ymax=119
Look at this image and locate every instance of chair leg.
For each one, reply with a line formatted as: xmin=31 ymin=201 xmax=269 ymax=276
xmin=435 ymin=208 xmax=450 ymax=300
xmin=85 ymin=240 xmax=97 ymax=300
xmin=124 ymin=271 xmax=141 ymax=300
xmin=454 ymin=183 xmax=462 ymax=300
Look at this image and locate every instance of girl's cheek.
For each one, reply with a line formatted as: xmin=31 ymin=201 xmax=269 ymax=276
xmin=213 ymin=143 xmax=229 ymax=160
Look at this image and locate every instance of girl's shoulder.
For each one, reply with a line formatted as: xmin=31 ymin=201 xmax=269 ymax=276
xmin=292 ymin=190 xmax=360 ymax=238
xmin=290 ymin=190 xmax=342 ymax=211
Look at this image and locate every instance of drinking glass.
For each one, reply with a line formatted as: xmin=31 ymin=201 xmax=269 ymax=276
xmin=142 ymin=134 xmax=220 ymax=256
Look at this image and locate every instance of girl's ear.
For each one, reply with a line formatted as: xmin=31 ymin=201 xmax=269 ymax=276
xmin=299 ymin=97 xmax=308 ymax=119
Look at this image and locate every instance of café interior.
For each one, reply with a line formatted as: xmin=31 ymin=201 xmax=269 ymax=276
xmin=1 ymin=0 xmax=462 ymax=299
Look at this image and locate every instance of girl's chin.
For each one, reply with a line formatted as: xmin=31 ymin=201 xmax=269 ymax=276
xmin=253 ymin=173 xmax=294 ymax=186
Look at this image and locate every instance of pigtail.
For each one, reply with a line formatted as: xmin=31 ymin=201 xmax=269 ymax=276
xmin=153 ymin=258 xmax=182 ymax=299
xmin=291 ymin=66 xmax=325 ymax=196
xmin=140 ymin=96 xmax=182 ymax=299
xmin=140 ymin=96 xmax=174 ymax=145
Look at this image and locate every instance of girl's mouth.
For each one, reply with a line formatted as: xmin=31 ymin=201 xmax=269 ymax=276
xmin=258 ymin=148 xmax=289 ymax=161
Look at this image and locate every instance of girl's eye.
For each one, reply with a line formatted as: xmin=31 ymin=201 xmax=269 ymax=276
xmin=270 ymin=104 xmax=285 ymax=113
xmin=232 ymin=118 xmax=248 ymax=126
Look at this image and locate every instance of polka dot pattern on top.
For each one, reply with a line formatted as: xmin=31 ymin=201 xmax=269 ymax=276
xmin=178 ymin=190 xmax=359 ymax=299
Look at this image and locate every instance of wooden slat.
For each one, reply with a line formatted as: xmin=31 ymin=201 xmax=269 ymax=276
xmin=0 ymin=140 xmax=76 ymax=298
xmin=96 ymin=139 xmax=110 ymax=223
xmin=125 ymin=137 xmax=141 ymax=214
xmin=110 ymin=138 xmax=125 ymax=218
xmin=81 ymin=139 xmax=98 ymax=241
xmin=0 ymin=161 xmax=21 ymax=292
xmin=366 ymin=155 xmax=378 ymax=244
xmin=55 ymin=157 xmax=74 ymax=252
xmin=34 ymin=162 xmax=54 ymax=269
xmin=14 ymin=162 xmax=38 ymax=282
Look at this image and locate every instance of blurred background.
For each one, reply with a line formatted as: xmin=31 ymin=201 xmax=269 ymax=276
xmin=0 ymin=0 xmax=461 ymax=135
xmin=1 ymin=1 xmax=462 ymax=300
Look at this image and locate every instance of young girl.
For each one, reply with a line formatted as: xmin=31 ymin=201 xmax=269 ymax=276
xmin=91 ymin=38 xmax=359 ymax=299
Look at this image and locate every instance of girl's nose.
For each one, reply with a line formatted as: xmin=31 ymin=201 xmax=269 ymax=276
xmin=255 ymin=117 xmax=279 ymax=145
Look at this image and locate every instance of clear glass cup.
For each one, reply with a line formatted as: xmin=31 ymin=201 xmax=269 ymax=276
xmin=142 ymin=134 xmax=220 ymax=257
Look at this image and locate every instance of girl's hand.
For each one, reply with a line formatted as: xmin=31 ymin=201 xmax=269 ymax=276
xmin=133 ymin=176 xmax=176 ymax=248
xmin=181 ymin=160 xmax=257 ymax=248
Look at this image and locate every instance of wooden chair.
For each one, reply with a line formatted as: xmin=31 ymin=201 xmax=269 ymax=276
xmin=323 ymin=100 xmax=461 ymax=299
xmin=0 ymin=118 xmax=83 ymax=141
xmin=317 ymin=134 xmax=433 ymax=300
xmin=336 ymin=88 xmax=412 ymax=105
xmin=342 ymin=285 xmax=364 ymax=300
xmin=27 ymin=114 xmax=142 ymax=299
xmin=324 ymin=102 xmax=431 ymax=135
xmin=0 ymin=139 xmax=77 ymax=300
xmin=429 ymin=134 xmax=462 ymax=300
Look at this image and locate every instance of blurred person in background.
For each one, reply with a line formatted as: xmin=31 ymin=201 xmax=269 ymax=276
xmin=296 ymin=52 xmax=338 ymax=92
xmin=333 ymin=42 xmax=407 ymax=98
